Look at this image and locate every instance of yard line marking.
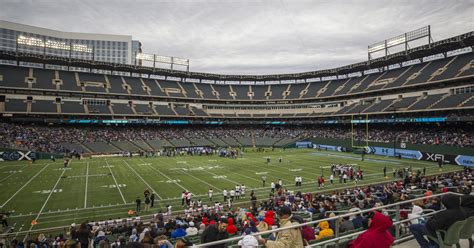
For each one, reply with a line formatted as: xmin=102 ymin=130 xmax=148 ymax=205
xmin=8 ymin=166 xmax=459 ymax=223
xmin=28 ymin=167 xmax=66 ymax=232
xmin=84 ymin=162 xmax=89 ymax=208
xmin=106 ymin=160 xmax=127 ymax=204
xmin=0 ymin=164 xmax=29 ymax=183
xmin=0 ymin=164 xmax=50 ymax=208
xmin=122 ymin=160 xmax=161 ymax=199
xmin=139 ymin=159 xmax=189 ymax=192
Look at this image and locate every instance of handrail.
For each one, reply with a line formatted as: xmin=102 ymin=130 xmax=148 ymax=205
xmin=192 ymin=191 xmax=463 ymax=247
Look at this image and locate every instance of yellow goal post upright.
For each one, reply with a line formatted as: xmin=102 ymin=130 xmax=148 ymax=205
xmin=351 ymin=113 xmax=369 ymax=152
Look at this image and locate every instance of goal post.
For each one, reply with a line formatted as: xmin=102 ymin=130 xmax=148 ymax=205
xmin=351 ymin=113 xmax=369 ymax=150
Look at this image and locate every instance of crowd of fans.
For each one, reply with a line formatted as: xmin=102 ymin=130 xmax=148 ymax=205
xmin=0 ymin=122 xmax=472 ymax=154
xmin=5 ymin=167 xmax=472 ymax=248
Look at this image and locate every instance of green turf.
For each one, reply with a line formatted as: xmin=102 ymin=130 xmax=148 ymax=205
xmin=0 ymin=148 xmax=462 ymax=233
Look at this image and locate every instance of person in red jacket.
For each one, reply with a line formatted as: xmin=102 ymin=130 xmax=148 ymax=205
xmin=226 ymin=217 xmax=238 ymax=235
xmin=263 ymin=210 xmax=275 ymax=226
xmin=348 ymin=211 xmax=394 ymax=248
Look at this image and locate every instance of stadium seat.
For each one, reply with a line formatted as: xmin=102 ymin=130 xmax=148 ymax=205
xmin=427 ymin=219 xmax=467 ymax=248
xmin=459 ymin=216 xmax=474 ymax=248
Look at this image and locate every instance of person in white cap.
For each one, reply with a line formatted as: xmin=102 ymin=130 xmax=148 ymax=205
xmin=186 ymin=221 xmax=198 ymax=236
xmin=238 ymin=228 xmax=259 ymax=248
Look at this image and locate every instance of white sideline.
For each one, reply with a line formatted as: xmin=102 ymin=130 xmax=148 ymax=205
xmin=105 ymin=159 xmax=127 ymax=204
xmin=0 ymin=164 xmax=50 ymax=208
xmin=84 ymin=162 xmax=89 ymax=208
xmin=28 ymin=167 xmax=66 ymax=232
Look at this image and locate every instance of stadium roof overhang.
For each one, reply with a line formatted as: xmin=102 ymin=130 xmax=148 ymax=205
xmin=0 ymin=31 xmax=472 ymax=81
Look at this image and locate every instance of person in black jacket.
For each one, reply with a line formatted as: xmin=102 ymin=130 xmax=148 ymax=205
xmin=410 ymin=194 xmax=466 ymax=248
xmin=461 ymin=194 xmax=474 ymax=217
xmin=201 ymin=218 xmax=229 ymax=248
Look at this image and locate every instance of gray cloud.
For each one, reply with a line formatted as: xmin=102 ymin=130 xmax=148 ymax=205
xmin=0 ymin=0 xmax=473 ymax=74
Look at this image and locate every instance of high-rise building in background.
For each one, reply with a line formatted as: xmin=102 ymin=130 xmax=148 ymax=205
xmin=0 ymin=20 xmax=141 ymax=65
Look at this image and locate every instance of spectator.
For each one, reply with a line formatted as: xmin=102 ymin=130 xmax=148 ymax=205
xmin=237 ymin=228 xmax=259 ymax=248
xmin=185 ymin=222 xmax=198 ymax=236
xmin=410 ymin=194 xmax=467 ymax=248
xmin=461 ymin=194 xmax=474 ymax=216
xmin=171 ymin=224 xmax=186 ymax=239
xmin=316 ymin=221 xmax=334 ymax=240
xmin=200 ymin=218 xmax=229 ymax=248
xmin=258 ymin=206 xmax=304 ymax=247
xmin=348 ymin=211 xmax=394 ymax=248
xmin=339 ymin=216 xmax=355 ymax=233
xmin=77 ymin=223 xmax=91 ymax=248
xmin=226 ymin=218 xmax=238 ymax=235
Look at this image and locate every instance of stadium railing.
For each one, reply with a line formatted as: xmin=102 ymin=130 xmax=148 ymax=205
xmin=0 ymin=192 xmax=465 ymax=247
xmin=192 ymin=192 xmax=464 ymax=247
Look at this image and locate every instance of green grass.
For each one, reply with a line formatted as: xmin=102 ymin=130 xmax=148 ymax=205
xmin=0 ymin=148 xmax=462 ymax=233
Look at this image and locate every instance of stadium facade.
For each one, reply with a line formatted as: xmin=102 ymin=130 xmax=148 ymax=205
xmin=0 ymin=20 xmax=141 ymax=65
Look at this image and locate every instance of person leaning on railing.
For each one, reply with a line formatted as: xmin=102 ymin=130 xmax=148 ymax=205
xmin=409 ymin=194 xmax=467 ymax=248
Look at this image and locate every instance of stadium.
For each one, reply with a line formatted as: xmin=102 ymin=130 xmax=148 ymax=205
xmin=0 ymin=1 xmax=473 ymax=247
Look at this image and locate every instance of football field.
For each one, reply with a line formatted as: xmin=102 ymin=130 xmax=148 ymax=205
xmin=0 ymin=148 xmax=462 ymax=233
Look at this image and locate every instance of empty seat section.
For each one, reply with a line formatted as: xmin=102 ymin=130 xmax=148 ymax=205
xmin=0 ymin=65 xmax=29 ymax=88
xmin=269 ymin=84 xmax=286 ymax=100
xmin=319 ymin=80 xmax=345 ymax=97
xmin=32 ymin=68 xmax=56 ymax=89
xmin=31 ymin=100 xmax=57 ymax=113
xmin=134 ymin=104 xmax=154 ymax=115
xmin=189 ymin=138 xmax=214 ymax=146
xmin=194 ymin=83 xmax=217 ymax=99
xmin=142 ymin=78 xmax=165 ymax=97
xmin=154 ymin=105 xmax=176 ymax=116
xmin=390 ymin=97 xmax=418 ymax=109
xmin=84 ymin=142 xmax=120 ymax=153
xmin=220 ymin=137 xmax=241 ymax=146
xmin=174 ymin=107 xmax=193 ymax=116
xmin=168 ymin=138 xmax=192 ymax=147
xmin=461 ymin=97 xmax=474 ymax=107
xmin=408 ymin=94 xmax=444 ymax=110
xmin=334 ymin=104 xmax=357 ymax=114
xmin=208 ymin=138 xmax=228 ymax=147
xmin=386 ymin=64 xmax=424 ymax=88
xmin=212 ymin=84 xmax=233 ymax=100
xmin=58 ymin=71 xmax=83 ymax=91
xmin=78 ymin=72 xmax=106 ymax=93
xmin=405 ymin=59 xmax=451 ymax=85
xmin=147 ymin=139 xmax=173 ymax=149
xmin=346 ymin=103 xmax=371 ymax=114
xmin=252 ymin=85 xmax=268 ymax=100
xmin=233 ymin=85 xmax=250 ymax=100
xmin=335 ymin=77 xmax=361 ymax=95
xmin=301 ymin=82 xmax=326 ymax=98
xmin=190 ymin=107 xmax=208 ymax=116
xmin=112 ymin=141 xmax=140 ymax=152
xmin=112 ymin=103 xmax=134 ymax=115
xmin=235 ymin=137 xmax=253 ymax=146
xmin=159 ymin=80 xmax=185 ymax=97
xmin=107 ymin=75 xmax=128 ymax=94
xmin=61 ymin=101 xmax=85 ymax=113
xmin=180 ymin=82 xmax=201 ymax=99
xmin=430 ymin=93 xmax=473 ymax=109
xmin=350 ymin=74 xmax=378 ymax=94
xmin=5 ymin=99 xmax=27 ymax=112
xmin=60 ymin=143 xmax=88 ymax=153
xmin=366 ymin=66 xmax=409 ymax=91
xmin=88 ymin=105 xmax=110 ymax=114
xmin=125 ymin=77 xmax=148 ymax=95
xmin=432 ymin=53 xmax=474 ymax=81
xmin=362 ymin=99 xmax=394 ymax=113
xmin=287 ymin=83 xmax=308 ymax=99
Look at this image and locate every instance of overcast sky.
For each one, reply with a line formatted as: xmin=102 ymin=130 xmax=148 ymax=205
xmin=1 ymin=0 xmax=473 ymax=74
